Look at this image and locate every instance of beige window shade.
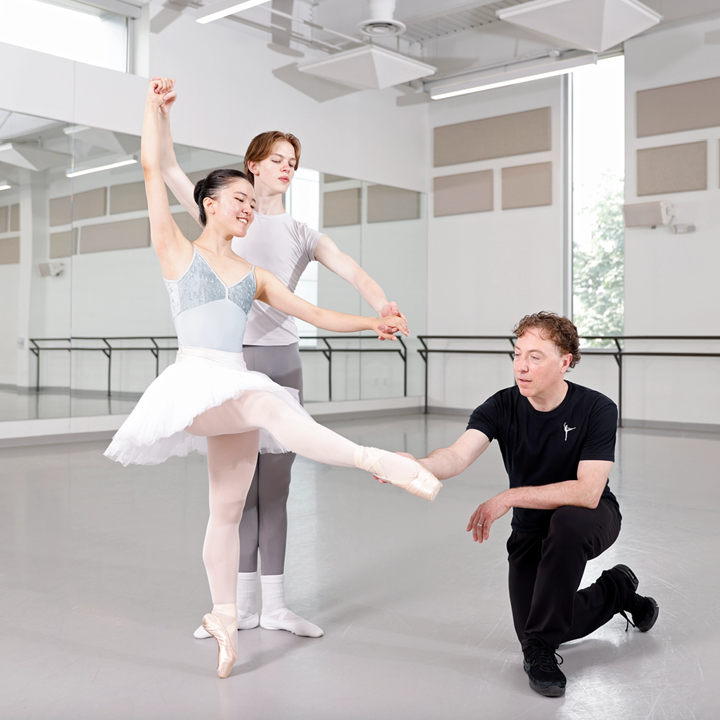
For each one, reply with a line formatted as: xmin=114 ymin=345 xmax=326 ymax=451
xmin=0 ymin=237 xmax=20 ymax=264
xmin=50 ymin=188 xmax=107 ymax=226
xmin=173 ymin=211 xmax=203 ymax=242
xmin=323 ymin=173 xmax=350 ymax=183
xmin=323 ymin=188 xmax=361 ymax=227
xmin=10 ymin=203 xmax=20 ymax=232
xmin=50 ymin=229 xmax=79 ymax=258
xmin=0 ymin=206 xmax=8 ymax=232
xmin=367 ymin=185 xmax=420 ymax=223
xmin=637 ymin=77 xmax=720 ymax=137
xmin=80 ymin=217 xmax=150 ymax=254
xmin=502 ymin=162 xmax=553 ymax=210
xmin=434 ymin=107 xmax=551 ymax=168
xmin=433 ymin=171 xmax=493 ymax=217
xmin=110 ymin=181 xmax=148 ymax=214
xmin=637 ymin=142 xmax=707 ymax=196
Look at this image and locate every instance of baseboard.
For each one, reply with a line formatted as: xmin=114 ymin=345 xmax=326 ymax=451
xmin=425 ymin=405 xmax=474 ymax=417
xmin=305 ymin=396 xmax=423 ymax=422
xmin=0 ymin=415 xmax=128 ymax=448
xmin=622 ymin=418 xmax=720 ymax=434
xmin=0 ymin=398 xmax=424 ymax=448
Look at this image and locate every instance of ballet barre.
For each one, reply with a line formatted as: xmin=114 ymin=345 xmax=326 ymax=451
xmin=28 ymin=334 xmax=408 ymax=401
xmin=29 ymin=336 xmax=179 ymax=397
xmin=298 ymin=335 xmax=408 ymax=401
xmin=417 ymin=335 xmax=720 ymax=426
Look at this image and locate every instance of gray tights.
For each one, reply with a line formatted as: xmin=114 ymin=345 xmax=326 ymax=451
xmin=239 ymin=344 xmax=303 ymax=576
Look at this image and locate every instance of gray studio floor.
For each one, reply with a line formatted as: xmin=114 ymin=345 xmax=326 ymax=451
xmin=0 ymin=414 xmax=717 ymax=720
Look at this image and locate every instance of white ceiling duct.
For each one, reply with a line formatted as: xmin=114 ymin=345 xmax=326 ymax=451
xmin=358 ymin=0 xmax=406 ymax=38
xmin=497 ymin=0 xmax=662 ymax=53
xmin=299 ymin=46 xmax=436 ymax=91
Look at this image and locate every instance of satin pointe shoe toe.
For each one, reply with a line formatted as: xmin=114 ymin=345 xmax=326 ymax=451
xmin=202 ymin=613 xmax=237 ymax=679
xmin=355 ymin=447 xmax=442 ymax=501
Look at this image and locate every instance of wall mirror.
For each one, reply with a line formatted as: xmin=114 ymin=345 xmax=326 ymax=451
xmin=0 ymin=108 xmax=427 ymax=423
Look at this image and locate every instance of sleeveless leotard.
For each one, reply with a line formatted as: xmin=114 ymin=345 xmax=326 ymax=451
xmin=165 ymin=248 xmax=256 ymax=354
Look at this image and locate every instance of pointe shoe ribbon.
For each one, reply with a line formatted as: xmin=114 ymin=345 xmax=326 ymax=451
xmin=202 ymin=613 xmax=237 ymax=679
xmin=355 ymin=447 xmax=442 ymax=501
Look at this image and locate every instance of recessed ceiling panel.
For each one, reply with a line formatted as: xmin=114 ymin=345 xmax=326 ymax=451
xmin=298 ymin=46 xmax=436 ymax=90
xmin=497 ymin=0 xmax=661 ymax=53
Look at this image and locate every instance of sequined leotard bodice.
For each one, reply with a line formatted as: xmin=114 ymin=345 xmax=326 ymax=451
xmin=164 ymin=248 xmax=256 ymax=353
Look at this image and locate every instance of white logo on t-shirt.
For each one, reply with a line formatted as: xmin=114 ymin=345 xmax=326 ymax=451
xmin=563 ymin=422 xmax=576 ymax=441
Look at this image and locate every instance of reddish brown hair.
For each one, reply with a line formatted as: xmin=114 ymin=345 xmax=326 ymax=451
xmin=513 ymin=312 xmax=581 ymax=368
xmin=244 ymin=131 xmax=301 ymax=179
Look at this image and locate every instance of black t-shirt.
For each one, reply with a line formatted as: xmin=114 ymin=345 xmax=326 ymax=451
xmin=466 ymin=381 xmax=620 ymax=533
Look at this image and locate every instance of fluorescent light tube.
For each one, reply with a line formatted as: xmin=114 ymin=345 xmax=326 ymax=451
xmin=0 ymin=184 xmax=11 ymax=191
xmin=63 ymin=125 xmax=91 ymax=135
xmin=66 ymin=158 xmax=137 ymax=178
xmin=197 ymin=0 xmax=270 ymax=24
xmin=430 ymin=53 xmax=596 ymax=100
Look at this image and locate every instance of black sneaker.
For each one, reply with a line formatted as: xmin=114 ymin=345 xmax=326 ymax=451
xmin=523 ymin=644 xmax=566 ymax=697
xmin=612 ymin=564 xmax=660 ymax=632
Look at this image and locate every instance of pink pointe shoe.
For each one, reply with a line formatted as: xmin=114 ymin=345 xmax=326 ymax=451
xmin=354 ymin=447 xmax=442 ymax=501
xmin=202 ymin=613 xmax=237 ymax=679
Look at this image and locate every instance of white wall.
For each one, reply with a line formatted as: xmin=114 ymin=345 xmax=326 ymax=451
xmin=0 ymin=24 xmax=430 ymax=399
xmin=425 ymin=76 xmax=566 ymax=410
xmin=623 ymin=16 xmax=720 ymax=427
xmin=0 ymin=14 xmax=429 ymax=192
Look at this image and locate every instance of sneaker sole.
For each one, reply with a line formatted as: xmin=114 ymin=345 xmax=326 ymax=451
xmin=527 ymin=677 xmax=566 ymax=698
xmin=638 ymin=597 xmax=659 ymax=632
xmin=523 ymin=661 xmax=566 ymax=698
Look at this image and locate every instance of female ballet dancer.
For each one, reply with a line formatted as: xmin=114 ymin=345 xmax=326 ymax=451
xmin=156 ymin=81 xmax=407 ymax=638
xmin=105 ymin=78 xmax=440 ymax=679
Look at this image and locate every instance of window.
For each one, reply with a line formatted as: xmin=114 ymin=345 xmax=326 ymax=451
xmin=285 ymin=167 xmax=320 ymax=346
xmin=571 ymin=55 xmax=625 ymax=343
xmin=0 ymin=0 xmax=129 ymax=72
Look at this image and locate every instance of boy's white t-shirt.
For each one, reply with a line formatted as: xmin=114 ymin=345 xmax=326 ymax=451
xmin=232 ymin=211 xmax=323 ymax=346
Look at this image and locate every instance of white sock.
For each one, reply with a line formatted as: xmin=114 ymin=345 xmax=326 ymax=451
xmin=260 ymin=574 xmax=323 ymax=638
xmin=237 ymin=571 xmax=259 ymax=629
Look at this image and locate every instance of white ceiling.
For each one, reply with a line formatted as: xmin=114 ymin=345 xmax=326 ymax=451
xmin=150 ymin=0 xmax=720 ymax=101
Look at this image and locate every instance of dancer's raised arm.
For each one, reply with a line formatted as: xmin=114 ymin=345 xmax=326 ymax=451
xmin=156 ymin=84 xmax=199 ymax=223
xmin=142 ymin=78 xmax=192 ymax=278
xmin=254 ymin=267 xmax=406 ymax=341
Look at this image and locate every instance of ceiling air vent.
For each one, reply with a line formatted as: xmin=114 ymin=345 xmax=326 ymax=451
xmin=358 ymin=0 xmax=406 ymax=38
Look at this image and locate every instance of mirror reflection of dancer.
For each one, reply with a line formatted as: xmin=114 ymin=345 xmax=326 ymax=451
xmin=105 ymin=79 xmax=441 ymax=679
xmin=157 ymin=82 xmax=408 ymax=640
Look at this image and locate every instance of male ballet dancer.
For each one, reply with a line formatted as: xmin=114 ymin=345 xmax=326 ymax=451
xmin=405 ymin=312 xmax=659 ymax=697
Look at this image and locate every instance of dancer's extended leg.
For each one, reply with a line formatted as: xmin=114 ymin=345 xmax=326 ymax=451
xmin=188 ymin=391 xmax=439 ymax=497
xmin=198 ymin=431 xmax=258 ymax=678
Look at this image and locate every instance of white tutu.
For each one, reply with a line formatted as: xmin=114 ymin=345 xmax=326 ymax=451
xmin=104 ymin=346 xmax=313 ymax=467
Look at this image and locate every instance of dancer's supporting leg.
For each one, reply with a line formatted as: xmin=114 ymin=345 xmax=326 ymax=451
xmin=198 ymin=431 xmax=258 ymax=678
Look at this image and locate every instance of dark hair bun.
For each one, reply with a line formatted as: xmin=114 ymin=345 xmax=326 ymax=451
xmin=193 ymin=169 xmax=250 ymax=227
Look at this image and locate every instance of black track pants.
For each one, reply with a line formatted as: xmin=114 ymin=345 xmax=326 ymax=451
xmin=507 ymin=500 xmax=629 ymax=651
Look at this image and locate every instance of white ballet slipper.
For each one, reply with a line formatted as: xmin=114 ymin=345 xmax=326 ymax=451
xmin=260 ymin=608 xmax=324 ymax=637
xmin=355 ymin=447 xmax=442 ymax=501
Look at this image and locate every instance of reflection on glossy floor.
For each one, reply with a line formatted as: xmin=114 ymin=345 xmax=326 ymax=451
xmin=1 ymin=415 xmax=717 ymax=719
